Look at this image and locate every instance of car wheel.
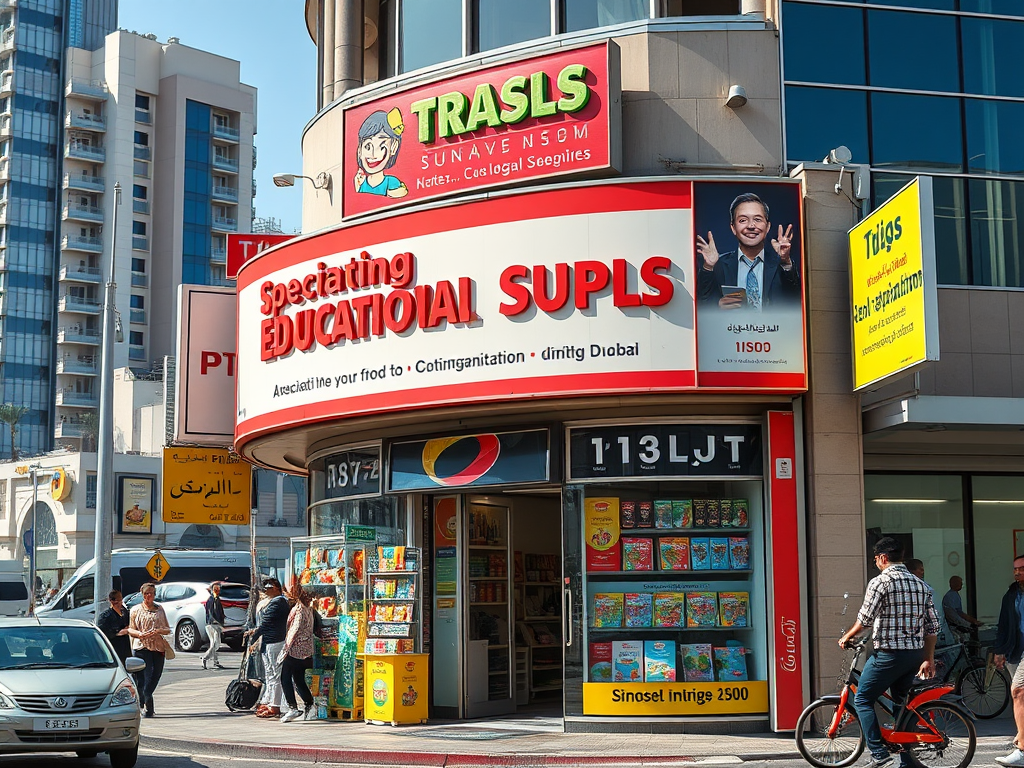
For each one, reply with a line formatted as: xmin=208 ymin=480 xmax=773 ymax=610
xmin=108 ymin=744 xmax=139 ymax=768
xmin=175 ymin=618 xmax=201 ymax=652
xmin=75 ymin=751 xmax=99 ymax=758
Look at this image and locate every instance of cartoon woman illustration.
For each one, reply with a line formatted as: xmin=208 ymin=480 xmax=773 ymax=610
xmin=354 ymin=108 xmax=408 ymax=198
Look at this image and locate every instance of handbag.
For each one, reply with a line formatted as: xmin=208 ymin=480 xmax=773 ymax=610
xmin=161 ymin=636 xmax=176 ymax=661
xmin=225 ymin=646 xmax=263 ymax=712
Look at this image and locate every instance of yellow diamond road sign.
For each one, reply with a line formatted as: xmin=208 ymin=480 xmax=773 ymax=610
xmin=146 ymin=551 xmax=170 ymax=582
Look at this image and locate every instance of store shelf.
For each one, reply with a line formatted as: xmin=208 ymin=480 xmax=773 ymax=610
xmin=585 ymin=570 xmax=753 ymax=578
xmin=524 ymin=616 xmax=559 ymax=622
xmin=589 ymin=625 xmax=754 ymax=632
xmin=469 ymin=544 xmax=507 ymax=550
xmin=488 ymin=644 xmax=509 ymax=650
xmin=470 ymin=575 xmax=509 ymax=580
xmin=524 ymin=581 xmax=559 ymax=586
xmin=471 ymin=601 xmax=508 ymax=606
xmin=620 ymin=527 xmax=752 ymax=535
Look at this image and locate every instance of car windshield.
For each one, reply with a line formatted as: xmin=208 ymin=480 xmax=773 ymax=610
xmin=0 ymin=626 xmax=117 ymax=669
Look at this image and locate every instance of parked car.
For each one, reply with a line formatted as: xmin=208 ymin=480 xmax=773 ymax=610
xmin=0 ymin=618 xmax=144 ymax=768
xmin=0 ymin=573 xmax=28 ymax=617
xmin=123 ymin=581 xmax=250 ymax=653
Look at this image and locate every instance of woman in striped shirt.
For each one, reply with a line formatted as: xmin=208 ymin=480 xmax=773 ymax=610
xmin=279 ymin=583 xmax=316 ymax=723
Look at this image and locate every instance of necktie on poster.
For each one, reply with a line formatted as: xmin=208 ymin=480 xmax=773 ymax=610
xmin=746 ymin=261 xmax=761 ymax=310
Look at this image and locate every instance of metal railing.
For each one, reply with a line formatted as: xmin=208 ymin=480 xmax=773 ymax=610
xmin=212 ymin=216 xmax=237 ymax=231
xmin=128 ymin=346 xmax=146 ymax=362
xmin=66 ymin=112 xmax=105 ymax=130
xmin=212 ymin=185 xmax=238 ymax=201
xmin=129 ymin=308 xmax=146 ymax=324
xmin=65 ymin=142 xmax=105 ymax=161
xmin=132 ymin=199 xmax=149 ymax=215
xmin=61 ymin=235 xmax=104 ymax=252
xmin=64 ymin=172 xmax=105 ymax=191
xmin=56 ymin=357 xmax=97 ymax=375
xmin=55 ymin=390 xmax=98 ymax=407
xmin=130 ymin=272 xmax=148 ymax=288
xmin=58 ymin=295 xmax=101 ymax=313
xmin=212 ymin=123 xmax=239 ymax=141
xmin=57 ymin=327 xmax=100 ymax=344
xmin=62 ymin=203 xmax=104 ymax=222
xmin=133 ymin=145 xmax=151 ymax=160
xmin=133 ymin=160 xmax=149 ymax=178
xmin=54 ymin=422 xmax=86 ymax=438
xmin=132 ymin=235 xmax=149 ymax=251
xmin=210 ymin=248 xmax=227 ymax=263
xmin=134 ymin=108 xmax=151 ymax=124
xmin=59 ymin=264 xmax=102 ymax=282
xmin=212 ymin=154 xmax=238 ymax=171
xmin=66 ymin=78 xmax=108 ymax=99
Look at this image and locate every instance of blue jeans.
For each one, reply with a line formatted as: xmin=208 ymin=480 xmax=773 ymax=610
xmin=853 ymin=649 xmax=923 ymax=760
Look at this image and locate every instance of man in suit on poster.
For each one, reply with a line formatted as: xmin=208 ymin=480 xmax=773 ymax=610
xmin=696 ymin=192 xmax=801 ymax=310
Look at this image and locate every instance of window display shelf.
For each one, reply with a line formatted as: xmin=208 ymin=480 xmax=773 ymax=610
xmin=365 ymin=546 xmax=422 ymax=655
xmin=588 ymin=570 xmax=753 ymax=578
xmin=620 ymin=528 xmax=752 ymax=536
xmin=589 ymin=626 xmax=754 ymax=632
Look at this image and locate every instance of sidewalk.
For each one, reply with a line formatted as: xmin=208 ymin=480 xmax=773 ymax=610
xmin=141 ymin=660 xmax=1015 ymax=766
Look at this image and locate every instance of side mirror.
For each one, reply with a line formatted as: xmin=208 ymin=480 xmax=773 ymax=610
xmin=124 ymin=657 xmax=146 ymax=674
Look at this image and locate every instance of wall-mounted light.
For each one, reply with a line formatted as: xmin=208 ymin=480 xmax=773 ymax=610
xmin=725 ymin=85 xmax=747 ymax=109
xmin=273 ymin=172 xmax=331 ymax=191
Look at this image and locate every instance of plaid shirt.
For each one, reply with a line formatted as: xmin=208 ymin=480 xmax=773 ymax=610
xmin=858 ymin=563 xmax=940 ymax=650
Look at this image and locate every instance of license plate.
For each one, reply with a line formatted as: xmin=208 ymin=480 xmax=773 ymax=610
xmin=34 ymin=717 xmax=89 ymax=730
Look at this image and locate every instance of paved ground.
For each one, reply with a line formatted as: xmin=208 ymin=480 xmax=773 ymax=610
xmin=137 ymin=650 xmax=1016 ymax=767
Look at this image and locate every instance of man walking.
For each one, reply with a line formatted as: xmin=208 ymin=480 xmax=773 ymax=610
xmin=994 ymin=555 xmax=1024 ymax=767
xmin=839 ymin=537 xmax=939 ymax=768
xmin=201 ymin=582 xmax=226 ymax=670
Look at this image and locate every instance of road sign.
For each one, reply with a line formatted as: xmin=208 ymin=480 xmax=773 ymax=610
xmin=146 ymin=551 xmax=171 ymax=582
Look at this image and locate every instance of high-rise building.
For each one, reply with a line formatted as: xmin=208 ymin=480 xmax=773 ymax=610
xmin=54 ymin=30 xmax=256 ymax=450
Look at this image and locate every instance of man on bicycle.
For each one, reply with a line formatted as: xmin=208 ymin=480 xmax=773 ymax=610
xmin=839 ymin=537 xmax=940 ymax=768
xmin=994 ymin=554 xmax=1024 ymax=767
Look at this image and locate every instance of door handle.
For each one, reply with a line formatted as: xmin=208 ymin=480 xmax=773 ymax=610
xmin=563 ymin=588 xmax=573 ymax=648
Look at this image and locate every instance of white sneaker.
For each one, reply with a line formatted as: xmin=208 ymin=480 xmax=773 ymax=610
xmin=996 ymin=750 xmax=1024 ymax=767
xmin=280 ymin=708 xmax=304 ymax=723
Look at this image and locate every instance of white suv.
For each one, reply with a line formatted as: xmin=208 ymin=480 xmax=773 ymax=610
xmin=124 ymin=582 xmax=250 ymax=653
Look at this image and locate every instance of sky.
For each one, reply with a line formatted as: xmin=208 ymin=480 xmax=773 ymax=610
xmin=119 ymin=0 xmax=316 ymax=233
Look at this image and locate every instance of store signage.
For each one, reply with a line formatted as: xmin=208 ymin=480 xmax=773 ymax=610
xmin=323 ymin=447 xmax=382 ymax=499
xmin=343 ymin=524 xmax=376 ymax=542
xmin=49 ymin=467 xmax=72 ymax=501
xmin=162 ymin=447 xmax=251 ymax=525
xmin=390 ymin=429 xmax=549 ymax=492
xmin=568 ymin=424 xmax=762 ymax=481
xmin=341 ymin=42 xmax=620 ymax=219
xmin=117 ymin=476 xmax=155 ymax=535
xmin=848 ymin=177 xmax=939 ymax=391
xmin=227 ymin=233 xmax=293 ymax=279
xmin=582 ymin=681 xmax=768 ymax=716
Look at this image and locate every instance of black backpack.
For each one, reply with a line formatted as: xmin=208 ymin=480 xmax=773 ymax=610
xmin=224 ymin=647 xmax=263 ymax=712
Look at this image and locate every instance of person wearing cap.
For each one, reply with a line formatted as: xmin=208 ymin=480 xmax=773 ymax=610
xmin=248 ymin=578 xmax=290 ymax=718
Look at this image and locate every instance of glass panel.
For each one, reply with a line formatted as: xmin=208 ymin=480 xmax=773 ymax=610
xmin=959 ymin=0 xmax=1024 ymax=16
xmin=562 ymin=485 xmax=584 ymax=717
xmin=965 ymin=99 xmax=1024 ymax=176
xmin=564 ymin=0 xmax=648 ymax=33
xmin=401 ymin=0 xmax=462 ymax=73
xmin=866 ymin=0 xmax=953 ymax=8
xmin=432 ymin=496 xmax=461 ymax=710
xmin=971 ymin=476 xmax=1024 ymax=625
xmin=781 ymin=1 xmax=865 ymax=86
xmin=309 ymin=496 xmax=404 ymax=542
xmin=870 ymin=93 xmax=962 ymax=172
xmin=962 ymin=18 xmax=1024 ymax=98
xmin=969 ymin=178 xmax=1024 ymax=288
xmin=475 ymin=0 xmax=550 ymax=52
xmin=784 ymin=86 xmax=868 ymax=165
xmin=867 ymin=10 xmax=958 ymax=92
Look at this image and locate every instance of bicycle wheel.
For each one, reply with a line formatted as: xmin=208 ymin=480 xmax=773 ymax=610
xmin=795 ymin=699 xmax=865 ymax=768
xmin=902 ymin=701 xmax=976 ymax=768
xmin=957 ymin=662 xmax=1010 ymax=719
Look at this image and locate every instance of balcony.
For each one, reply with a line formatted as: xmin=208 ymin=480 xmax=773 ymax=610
xmin=64 ymin=173 xmax=104 ymax=192
xmin=0 ymin=1 xmax=18 ymax=10
xmin=55 ymin=390 xmax=98 ymax=408
xmin=128 ymin=345 xmax=146 ymax=362
xmin=56 ymin=357 xmax=97 ymax=375
xmin=54 ymin=421 xmax=86 ymax=439
xmin=65 ymin=112 xmax=105 ymax=131
xmin=212 ymin=185 xmax=238 ymax=202
xmin=0 ymin=161 xmax=8 ymax=184
xmin=0 ymin=28 xmax=15 ymax=56
xmin=134 ymin=108 xmax=151 ymax=124
xmin=0 ymin=115 xmax=10 ymax=139
xmin=57 ymin=327 xmax=100 ymax=345
xmin=65 ymin=142 xmax=105 ymax=162
xmin=212 ymin=155 xmax=238 ymax=173
xmin=0 ymin=74 xmax=13 ymax=97
xmin=66 ymin=79 xmax=108 ymax=100
xmin=132 ymin=199 xmax=149 ymax=215
xmin=59 ymin=264 xmax=102 ymax=284
xmin=209 ymin=277 xmax=235 ymax=287
xmin=133 ymin=160 xmax=150 ymax=178
xmin=129 ymin=308 xmax=146 ymax=324
xmin=210 ymin=248 xmax=227 ymax=264
xmin=62 ymin=203 xmax=104 ymax=223
xmin=212 ymin=123 xmax=239 ymax=143
xmin=133 ymin=145 xmax=151 ymax=161
xmin=58 ymin=295 xmax=101 ymax=314
xmin=212 ymin=216 xmax=237 ymax=232
xmin=132 ymin=235 xmax=148 ymax=251
xmin=131 ymin=272 xmax=148 ymax=288
xmin=62 ymin=235 xmax=103 ymax=253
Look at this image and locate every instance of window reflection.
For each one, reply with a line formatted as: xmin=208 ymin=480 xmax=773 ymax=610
xmin=962 ymin=18 xmax=1024 ymax=98
xmin=970 ymin=179 xmax=1024 ymax=288
xmin=965 ymin=99 xmax=1024 ymax=176
xmin=867 ymin=10 xmax=958 ymax=92
xmin=866 ymin=0 xmax=953 ymax=8
xmin=563 ymin=0 xmax=648 ymax=33
xmin=475 ymin=0 xmax=551 ymax=53
xmin=784 ymin=86 xmax=868 ymax=165
xmin=870 ymin=93 xmax=962 ymax=172
xmin=972 ymin=476 xmax=1024 ymax=624
xmin=959 ymin=0 xmax=1024 ymax=16
xmin=401 ymin=0 xmax=462 ymax=73
xmin=781 ymin=2 xmax=865 ymax=86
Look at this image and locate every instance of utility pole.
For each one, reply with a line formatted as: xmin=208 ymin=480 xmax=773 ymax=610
xmin=94 ymin=182 xmax=121 ymax=613
xmin=26 ymin=463 xmax=40 ymax=616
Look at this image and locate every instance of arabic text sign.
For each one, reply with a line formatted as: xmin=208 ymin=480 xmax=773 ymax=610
xmin=162 ymin=447 xmax=251 ymax=526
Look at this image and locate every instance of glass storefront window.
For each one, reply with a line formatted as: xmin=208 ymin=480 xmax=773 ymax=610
xmin=784 ymin=86 xmax=869 ymax=165
xmin=965 ymin=99 xmax=1024 ymax=177
xmin=969 ymin=179 xmax=1024 ymax=288
xmin=563 ymin=0 xmax=648 ymax=33
xmin=972 ymin=476 xmax=1024 ymax=624
xmin=401 ymin=0 xmax=462 ymax=73
xmin=781 ymin=2 xmax=865 ymax=86
xmin=867 ymin=10 xmax=958 ymax=92
xmin=962 ymin=17 xmax=1024 ymax=98
xmin=870 ymin=93 xmax=962 ymax=172
xmin=474 ymin=0 xmax=551 ymax=53
xmin=309 ymin=497 xmax=406 ymax=544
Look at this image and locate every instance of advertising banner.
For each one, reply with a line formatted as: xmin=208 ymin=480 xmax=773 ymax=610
xmin=582 ymin=680 xmax=769 ymax=716
xmin=848 ymin=177 xmax=939 ymax=390
xmin=227 ymin=233 xmax=293 ymax=279
xmin=341 ymin=42 xmax=619 ymax=219
xmin=162 ymin=447 xmax=251 ymax=525
xmin=323 ymin=446 xmax=382 ymax=500
xmin=117 ymin=476 xmax=154 ymax=534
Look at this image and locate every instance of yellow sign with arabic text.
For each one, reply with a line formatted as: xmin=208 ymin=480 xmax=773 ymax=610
xmin=162 ymin=447 xmax=251 ymax=525
xmin=848 ymin=177 xmax=939 ymax=390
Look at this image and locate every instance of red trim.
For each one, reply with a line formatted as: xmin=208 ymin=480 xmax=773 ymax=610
xmin=698 ymin=372 xmax=807 ymax=390
xmin=236 ymin=181 xmax=693 ymax=291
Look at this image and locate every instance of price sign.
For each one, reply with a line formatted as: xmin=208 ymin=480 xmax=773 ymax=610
xmin=146 ymin=551 xmax=171 ymax=582
xmin=323 ymin=447 xmax=382 ymax=500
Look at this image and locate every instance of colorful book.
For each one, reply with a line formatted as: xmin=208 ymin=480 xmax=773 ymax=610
xmin=658 ymin=537 xmax=690 ymax=571
xmin=719 ymin=591 xmax=749 ymax=627
xmin=681 ymin=644 xmax=714 ymax=682
xmin=713 ymin=646 xmax=748 ymax=682
xmin=654 ymin=500 xmax=675 ymax=529
xmin=710 ymin=538 xmax=730 ymax=570
xmin=624 ymin=592 xmax=654 ymax=628
xmin=612 ymin=641 xmax=644 ymax=682
xmin=690 ymin=538 xmax=711 ymax=570
xmin=593 ymin=593 xmax=624 ymax=627
xmin=693 ymin=499 xmax=708 ymax=527
xmin=622 ymin=537 xmax=654 ymax=571
xmin=729 ymin=537 xmax=750 ymax=570
xmin=585 ymin=498 xmax=622 ymax=571
xmin=707 ymin=499 xmax=721 ymax=527
xmin=644 ymin=640 xmax=677 ymax=682
xmin=620 ymin=500 xmax=636 ymax=530
xmin=589 ymin=642 xmax=613 ymax=682
xmin=672 ymin=499 xmax=693 ymax=528
xmin=720 ymin=499 xmax=734 ymax=527
xmin=652 ymin=592 xmax=685 ymax=627
xmin=637 ymin=501 xmax=654 ymax=529
xmin=733 ymin=499 xmax=749 ymax=527
xmin=686 ymin=591 xmax=719 ymax=627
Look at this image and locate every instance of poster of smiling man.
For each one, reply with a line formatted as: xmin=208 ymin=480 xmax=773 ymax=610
xmin=693 ymin=181 xmax=806 ymax=390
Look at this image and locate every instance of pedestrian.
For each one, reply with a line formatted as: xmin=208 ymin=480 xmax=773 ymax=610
xmin=248 ymin=577 xmax=290 ymax=718
xmin=994 ymin=554 xmax=1024 ymax=767
xmin=127 ymin=582 xmax=172 ymax=718
xmin=96 ymin=589 xmax=131 ymax=665
xmin=838 ymin=537 xmax=939 ymax=768
xmin=201 ymin=582 xmax=226 ymax=670
xmin=906 ymin=559 xmax=952 ymax=647
xmin=280 ymin=583 xmax=316 ymax=722
xmin=942 ymin=575 xmax=981 ymax=637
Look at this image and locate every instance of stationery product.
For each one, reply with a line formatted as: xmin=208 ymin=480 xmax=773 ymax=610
xmin=719 ymin=592 xmax=749 ymax=627
xmin=652 ymin=592 xmax=685 ymax=627
xmin=620 ymin=500 xmax=636 ymax=529
xmin=624 ymin=592 xmax=654 ymax=628
xmin=710 ymin=538 xmax=730 ymax=570
xmin=585 ymin=498 xmax=622 ymax=571
xmin=637 ymin=501 xmax=654 ymax=529
xmin=622 ymin=538 xmax=654 ymax=571
xmin=681 ymin=644 xmax=714 ymax=682
xmin=612 ymin=641 xmax=644 ymax=682
xmin=693 ymin=499 xmax=708 ymax=528
xmin=658 ymin=537 xmax=690 ymax=571
xmin=672 ymin=499 xmax=693 ymax=528
xmin=720 ymin=499 xmax=734 ymax=527
xmin=729 ymin=537 xmax=750 ymax=570
xmin=686 ymin=591 xmax=719 ymax=627
xmin=589 ymin=642 xmax=613 ymax=682
xmin=644 ymin=640 xmax=677 ymax=682
xmin=654 ymin=500 xmax=675 ymax=529
xmin=690 ymin=538 xmax=711 ymax=570
xmin=707 ymin=499 xmax=721 ymax=527
xmin=733 ymin=499 xmax=749 ymax=527
xmin=713 ymin=646 xmax=749 ymax=682
xmin=593 ymin=593 xmax=624 ymax=628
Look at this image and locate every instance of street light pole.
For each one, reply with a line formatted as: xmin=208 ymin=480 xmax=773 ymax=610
xmin=27 ymin=463 xmax=40 ymax=616
xmin=93 ymin=181 xmax=121 ymax=614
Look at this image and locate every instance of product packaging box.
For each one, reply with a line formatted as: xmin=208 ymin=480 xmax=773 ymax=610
xmin=719 ymin=592 xmax=749 ymax=627
xmin=620 ymin=500 xmax=636 ymax=529
xmin=624 ymin=592 xmax=654 ymax=628
xmin=585 ymin=498 xmax=622 ymax=571
xmin=729 ymin=537 xmax=750 ymax=569
xmin=622 ymin=537 xmax=654 ymax=571
xmin=672 ymin=499 xmax=693 ymax=528
xmin=658 ymin=537 xmax=690 ymax=570
xmin=593 ymin=593 xmax=624 ymax=627
xmin=693 ymin=499 xmax=708 ymax=527
xmin=652 ymin=592 xmax=686 ymax=627
xmin=720 ymin=499 xmax=734 ymax=527
xmin=637 ymin=501 xmax=654 ymax=528
xmin=733 ymin=499 xmax=749 ymax=527
xmin=612 ymin=641 xmax=644 ymax=682
xmin=707 ymin=499 xmax=721 ymax=527
xmin=681 ymin=644 xmax=714 ymax=682
xmin=589 ymin=642 xmax=613 ymax=682
xmin=713 ymin=646 xmax=749 ymax=682
xmin=686 ymin=591 xmax=719 ymax=627
xmin=690 ymin=538 xmax=711 ymax=570
xmin=644 ymin=640 xmax=677 ymax=682
xmin=710 ymin=538 xmax=730 ymax=570
xmin=654 ymin=500 xmax=675 ymax=529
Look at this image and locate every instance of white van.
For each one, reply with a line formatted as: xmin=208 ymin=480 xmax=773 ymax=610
xmin=35 ymin=548 xmax=252 ymax=622
xmin=0 ymin=562 xmax=28 ymax=617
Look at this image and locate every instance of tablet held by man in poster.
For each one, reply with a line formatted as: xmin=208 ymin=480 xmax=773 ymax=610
xmin=693 ymin=182 xmax=806 ymax=390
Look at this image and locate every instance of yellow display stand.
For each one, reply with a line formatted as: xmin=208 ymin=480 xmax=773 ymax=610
xmin=364 ymin=653 xmax=429 ymax=725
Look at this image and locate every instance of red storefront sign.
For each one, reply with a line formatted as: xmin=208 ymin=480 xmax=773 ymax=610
xmin=227 ymin=233 xmax=293 ymax=279
xmin=341 ymin=42 xmax=619 ymax=219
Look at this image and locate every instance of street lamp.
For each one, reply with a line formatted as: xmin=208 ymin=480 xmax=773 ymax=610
xmin=93 ymin=182 xmax=122 ymax=614
xmin=26 ymin=462 xmax=41 ymax=616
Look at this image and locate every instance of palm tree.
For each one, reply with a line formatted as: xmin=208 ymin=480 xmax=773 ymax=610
xmin=0 ymin=403 xmax=28 ymax=461
xmin=79 ymin=412 xmax=99 ymax=452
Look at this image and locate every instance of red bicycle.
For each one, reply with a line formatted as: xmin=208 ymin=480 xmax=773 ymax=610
xmin=795 ymin=638 xmax=977 ymax=768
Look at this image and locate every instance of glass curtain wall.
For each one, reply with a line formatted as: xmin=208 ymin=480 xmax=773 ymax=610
xmin=183 ymin=100 xmax=213 ymax=285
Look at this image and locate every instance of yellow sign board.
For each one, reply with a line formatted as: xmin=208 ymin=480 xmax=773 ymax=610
xmin=582 ymin=681 xmax=769 ymax=716
xmin=848 ymin=176 xmax=939 ymax=390
xmin=146 ymin=551 xmax=171 ymax=582
xmin=50 ymin=467 xmax=72 ymax=501
xmin=162 ymin=447 xmax=251 ymax=525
